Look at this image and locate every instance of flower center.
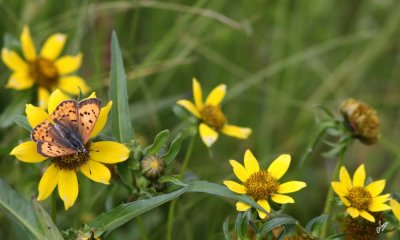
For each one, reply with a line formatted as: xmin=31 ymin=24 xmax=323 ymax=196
xmin=140 ymin=155 xmax=165 ymax=179
xmin=244 ymin=171 xmax=279 ymax=201
xmin=347 ymin=187 xmax=372 ymax=210
xmin=51 ymin=143 xmax=90 ymax=170
xmin=29 ymin=57 xmax=59 ymax=88
xmin=200 ymin=105 xmax=226 ymax=130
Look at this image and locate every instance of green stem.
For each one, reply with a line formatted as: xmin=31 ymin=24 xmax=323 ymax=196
xmin=51 ymin=191 xmax=57 ymax=223
xmin=166 ymin=136 xmax=196 ymax=240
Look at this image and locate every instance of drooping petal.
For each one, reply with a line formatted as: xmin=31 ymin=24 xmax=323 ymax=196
xmin=47 ymin=89 xmax=69 ymax=114
xmin=236 ymin=202 xmax=251 ymax=212
xmin=271 ymin=194 xmax=295 ymax=204
xmin=10 ymin=141 xmax=47 ymax=163
xmin=38 ymin=87 xmax=50 ymax=109
xmin=340 ymin=196 xmax=351 ymax=206
xmin=353 ymin=164 xmax=365 ymax=187
xmin=176 ymin=100 xmax=201 ymax=118
xmin=21 ymin=26 xmax=36 ymax=61
xmin=256 ymin=199 xmax=270 ymax=219
xmin=58 ymin=76 xmax=89 ymax=95
xmin=221 ymin=125 xmax=252 ymax=139
xmin=365 ymin=180 xmax=385 ymax=197
xmin=199 ymin=123 xmax=218 ymax=147
xmin=267 ymin=154 xmax=291 ymax=180
xmin=243 ymin=149 xmax=259 ymax=175
xmin=339 ymin=166 xmax=352 ymax=190
xmin=390 ymin=199 xmax=400 ymax=221
xmin=347 ymin=207 xmax=359 ymax=218
xmin=368 ymin=202 xmax=391 ymax=212
xmin=2 ymin=48 xmax=28 ymax=72
xmin=359 ymin=210 xmax=375 ymax=222
xmin=89 ymin=141 xmax=130 ymax=163
xmin=26 ymin=104 xmax=49 ymax=128
xmin=58 ymin=170 xmax=78 ymax=210
xmin=278 ymin=181 xmax=307 ymax=194
xmin=90 ymin=101 xmax=112 ymax=138
xmin=40 ymin=33 xmax=66 ymax=60
xmin=37 ymin=164 xmax=59 ymax=200
xmin=229 ymin=159 xmax=249 ymax=182
xmin=331 ymin=182 xmax=349 ymax=196
xmin=6 ymin=71 xmax=34 ymax=90
xmin=80 ymin=160 xmax=111 ymax=184
xmin=55 ymin=53 xmax=82 ymax=75
xmin=192 ymin=78 xmax=203 ymax=110
xmin=223 ymin=180 xmax=246 ymax=194
xmin=205 ymin=84 xmax=226 ymax=106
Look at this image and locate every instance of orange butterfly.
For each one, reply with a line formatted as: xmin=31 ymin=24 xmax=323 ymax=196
xmin=31 ymin=98 xmax=101 ymax=157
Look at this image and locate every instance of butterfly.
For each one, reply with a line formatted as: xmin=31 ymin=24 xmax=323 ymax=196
xmin=31 ymin=98 xmax=101 ymax=158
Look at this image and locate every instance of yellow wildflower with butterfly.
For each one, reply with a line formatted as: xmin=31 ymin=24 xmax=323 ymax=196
xmin=10 ymin=90 xmax=130 ymax=210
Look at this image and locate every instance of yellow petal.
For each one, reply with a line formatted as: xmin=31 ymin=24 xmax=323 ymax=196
xmin=221 ymin=125 xmax=252 ymax=139
xmin=192 ymin=78 xmax=203 ymax=110
xmin=339 ymin=166 xmax=352 ymax=190
xmin=340 ymin=196 xmax=351 ymax=206
xmin=229 ymin=159 xmax=249 ymax=182
xmin=331 ymin=182 xmax=348 ymax=196
xmin=2 ymin=48 xmax=28 ymax=72
xmin=368 ymin=202 xmax=391 ymax=212
xmin=6 ymin=72 xmax=34 ymax=90
xmin=371 ymin=194 xmax=391 ymax=204
xmin=256 ymin=199 xmax=270 ymax=219
xmin=278 ymin=181 xmax=307 ymax=194
xmin=21 ymin=26 xmax=36 ymax=61
xmin=58 ymin=76 xmax=89 ymax=95
xmin=365 ymin=180 xmax=385 ymax=197
xmin=353 ymin=164 xmax=365 ymax=187
xmin=243 ymin=149 xmax=259 ymax=175
xmin=55 ymin=53 xmax=82 ymax=75
xmin=359 ymin=210 xmax=375 ymax=222
xmin=176 ymin=99 xmax=200 ymax=118
xmin=86 ymin=92 xmax=97 ymax=99
xmin=90 ymin=101 xmax=112 ymax=138
xmin=347 ymin=207 xmax=359 ymax=218
xmin=58 ymin=170 xmax=78 ymax=210
xmin=199 ymin=123 xmax=218 ymax=147
xmin=90 ymin=141 xmax=130 ymax=163
xmin=223 ymin=180 xmax=246 ymax=194
xmin=236 ymin=202 xmax=251 ymax=212
xmin=25 ymin=104 xmax=50 ymax=128
xmin=271 ymin=194 xmax=294 ymax=204
xmin=37 ymin=164 xmax=59 ymax=200
xmin=205 ymin=84 xmax=226 ymax=106
xmin=390 ymin=199 xmax=400 ymax=221
xmin=80 ymin=160 xmax=110 ymax=184
xmin=267 ymin=154 xmax=291 ymax=180
xmin=10 ymin=141 xmax=47 ymax=163
xmin=38 ymin=87 xmax=50 ymax=109
xmin=40 ymin=33 xmax=66 ymax=60
xmin=48 ymin=89 xmax=69 ymax=114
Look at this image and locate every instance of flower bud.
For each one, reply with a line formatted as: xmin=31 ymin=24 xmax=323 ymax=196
xmin=340 ymin=98 xmax=380 ymax=145
xmin=140 ymin=155 xmax=165 ymax=179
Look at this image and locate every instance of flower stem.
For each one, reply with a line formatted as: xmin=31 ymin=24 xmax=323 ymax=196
xmin=51 ymin=191 xmax=57 ymax=222
xmin=166 ymin=135 xmax=196 ymax=240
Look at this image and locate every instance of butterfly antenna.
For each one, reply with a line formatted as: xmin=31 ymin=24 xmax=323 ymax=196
xmin=77 ymin=87 xmax=83 ymax=101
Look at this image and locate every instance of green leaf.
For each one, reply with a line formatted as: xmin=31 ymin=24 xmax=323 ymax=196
xmin=117 ymin=162 xmax=133 ymax=190
xmin=223 ymin=216 xmax=232 ymax=240
xmin=85 ymin=186 xmax=188 ymax=237
xmin=0 ymin=178 xmax=43 ymax=240
xmin=14 ymin=115 xmax=32 ymax=131
xmin=32 ymin=199 xmax=63 ymax=240
xmin=305 ymin=214 xmax=328 ymax=232
xmin=109 ymin=31 xmax=134 ymax=143
xmin=163 ymin=134 xmax=183 ymax=165
xmin=158 ymin=175 xmax=188 ymax=187
xmin=235 ymin=211 xmax=250 ymax=240
xmin=0 ymin=93 xmax=31 ymax=129
xmin=257 ymin=215 xmax=297 ymax=237
xmin=145 ymin=129 xmax=170 ymax=155
xmin=3 ymin=33 xmax=21 ymax=51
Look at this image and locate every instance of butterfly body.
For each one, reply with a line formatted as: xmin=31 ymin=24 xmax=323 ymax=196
xmin=31 ymin=98 xmax=101 ymax=158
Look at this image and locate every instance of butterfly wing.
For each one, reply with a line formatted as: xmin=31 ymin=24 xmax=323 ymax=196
xmin=78 ymin=98 xmax=101 ymax=144
xmin=50 ymin=100 xmax=80 ymax=130
xmin=36 ymin=141 xmax=75 ymax=158
xmin=31 ymin=119 xmax=56 ymax=143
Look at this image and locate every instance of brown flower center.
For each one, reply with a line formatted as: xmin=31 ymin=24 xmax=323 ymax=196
xmin=51 ymin=143 xmax=90 ymax=170
xmin=348 ymin=187 xmax=372 ymax=210
xmin=29 ymin=57 xmax=59 ymax=88
xmin=200 ymin=104 xmax=226 ymax=130
xmin=244 ymin=171 xmax=279 ymax=201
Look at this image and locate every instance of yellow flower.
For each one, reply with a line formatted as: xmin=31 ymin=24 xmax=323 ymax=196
xmin=390 ymin=199 xmax=400 ymax=221
xmin=1 ymin=26 xmax=89 ymax=109
xmin=331 ymin=164 xmax=391 ymax=222
xmin=223 ymin=149 xmax=306 ymax=219
xmin=177 ymin=78 xmax=252 ymax=147
xmin=10 ymin=90 xmax=130 ymax=210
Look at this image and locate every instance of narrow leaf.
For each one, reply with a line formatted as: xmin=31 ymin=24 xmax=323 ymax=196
xmin=223 ymin=216 xmax=232 ymax=240
xmin=145 ymin=129 xmax=170 ymax=155
xmin=163 ymin=134 xmax=183 ymax=164
xmin=14 ymin=115 xmax=32 ymax=131
xmin=32 ymin=199 xmax=63 ymax=240
xmin=258 ymin=215 xmax=297 ymax=236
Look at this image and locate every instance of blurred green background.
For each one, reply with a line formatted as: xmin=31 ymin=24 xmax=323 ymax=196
xmin=0 ymin=0 xmax=400 ymax=239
